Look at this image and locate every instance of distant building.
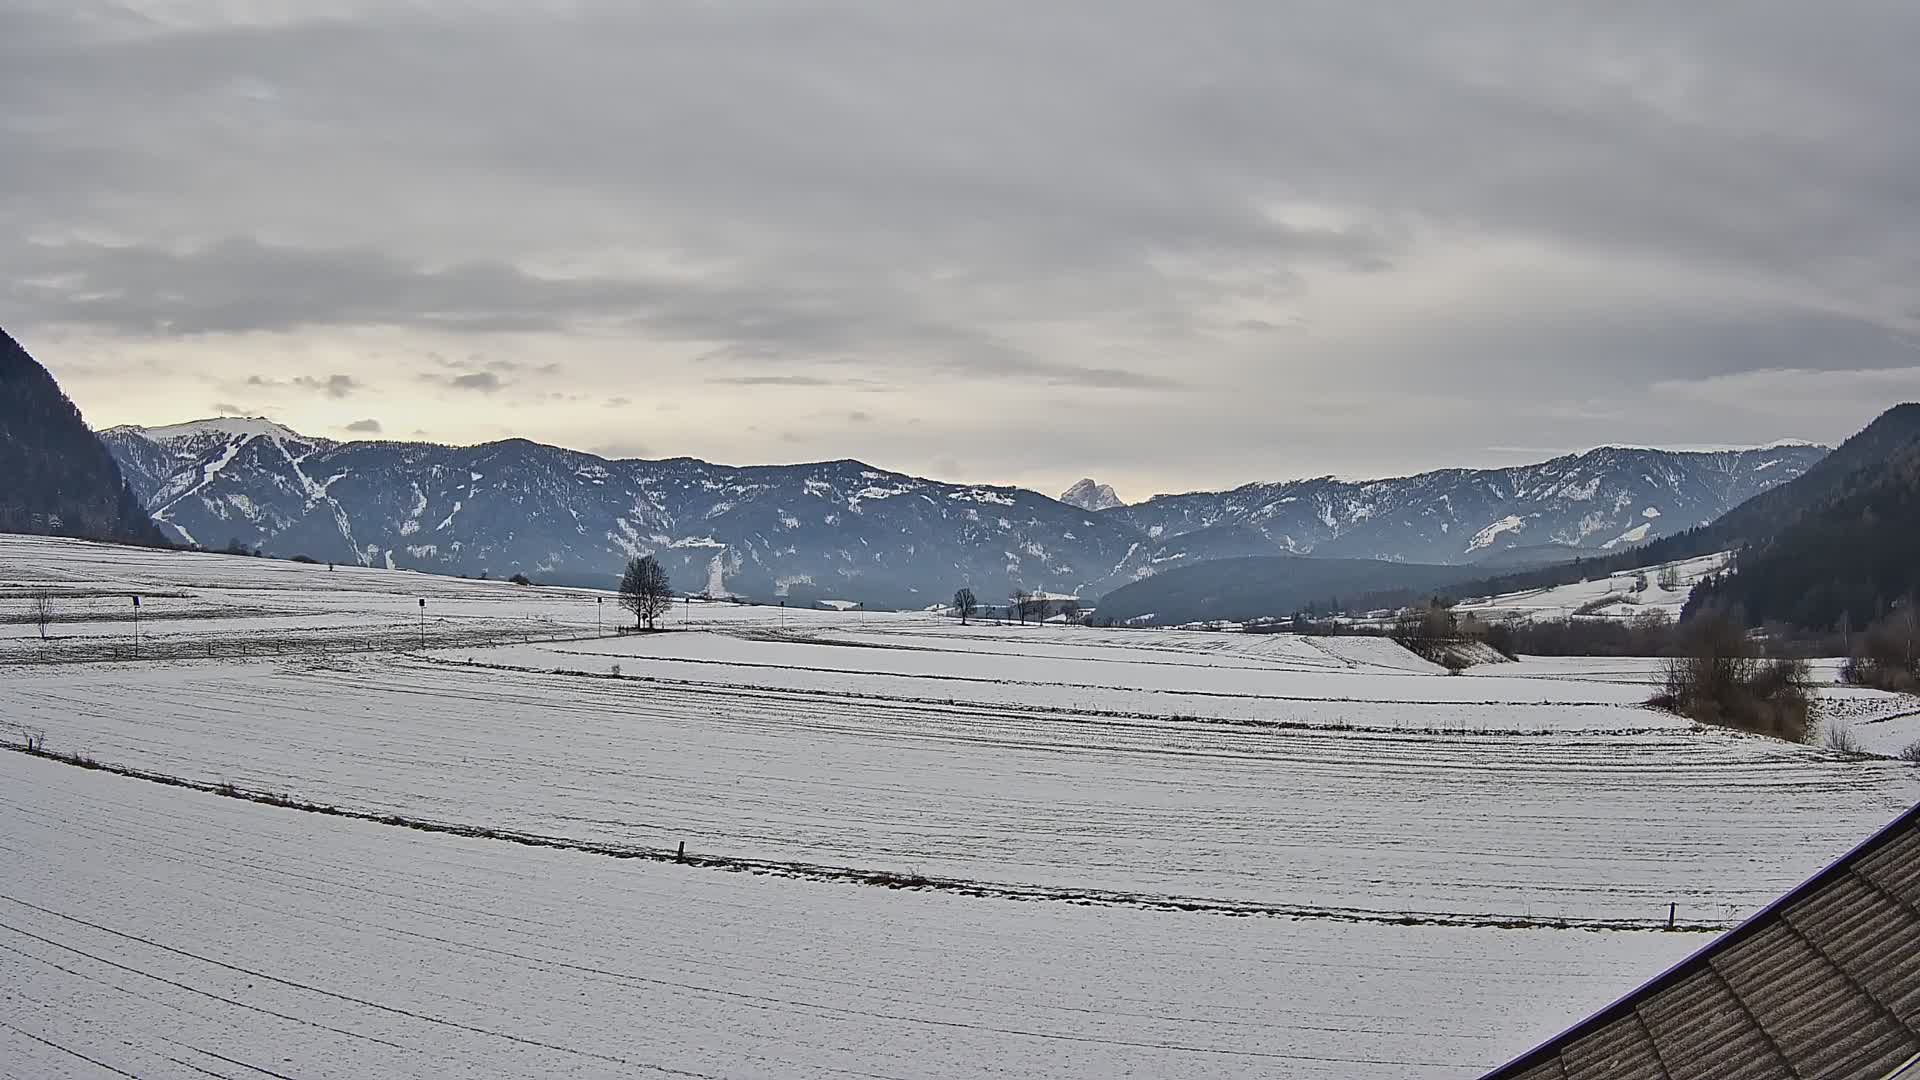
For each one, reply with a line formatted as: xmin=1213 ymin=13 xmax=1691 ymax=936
xmin=1483 ymin=802 xmax=1920 ymax=1079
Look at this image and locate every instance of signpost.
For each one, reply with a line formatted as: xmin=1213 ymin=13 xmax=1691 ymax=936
xmin=131 ymin=595 xmax=141 ymax=659
xmin=597 ymin=595 xmax=603 ymax=636
xmin=418 ymin=597 xmax=426 ymax=650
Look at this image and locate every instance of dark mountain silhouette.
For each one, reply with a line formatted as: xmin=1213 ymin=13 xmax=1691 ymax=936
xmin=0 ymin=328 xmax=164 ymax=545
xmin=1091 ymin=555 xmax=1472 ymax=626
xmin=1685 ymin=429 xmax=1920 ymax=630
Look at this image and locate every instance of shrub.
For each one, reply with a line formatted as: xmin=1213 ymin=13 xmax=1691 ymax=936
xmin=289 ymin=554 xmax=319 ymax=564
xmin=1655 ymin=610 xmax=1813 ymax=742
xmin=508 ymin=573 xmax=533 ymax=586
xmin=1823 ymin=723 xmax=1863 ymax=754
xmin=1841 ymin=610 xmax=1920 ymax=692
xmin=1899 ymin=740 xmax=1920 ymax=764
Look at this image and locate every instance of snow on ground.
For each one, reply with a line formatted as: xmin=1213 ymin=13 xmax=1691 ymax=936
xmin=1454 ymin=551 xmax=1731 ymax=623
xmin=1496 ymin=654 xmax=1920 ymax=755
xmin=4 ymin=534 xmax=1920 ymax=1078
xmin=18 ymin=654 xmax=1895 ymax=923
xmin=0 ymin=752 xmax=1696 ymax=1080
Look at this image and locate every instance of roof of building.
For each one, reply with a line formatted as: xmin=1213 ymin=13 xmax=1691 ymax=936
xmin=1483 ymin=802 xmax=1920 ymax=1080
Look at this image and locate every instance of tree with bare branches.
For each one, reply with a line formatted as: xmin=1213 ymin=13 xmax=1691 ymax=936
xmin=619 ymin=555 xmax=673 ymax=631
xmin=30 ymin=592 xmax=52 ymax=641
xmin=952 ymin=587 xmax=977 ymax=625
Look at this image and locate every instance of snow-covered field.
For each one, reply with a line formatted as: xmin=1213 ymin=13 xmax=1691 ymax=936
xmin=0 ymin=751 xmax=1695 ymax=1079
xmin=4 ymin=533 xmax=1919 ymax=1078
xmin=1453 ymin=551 xmax=1731 ymax=622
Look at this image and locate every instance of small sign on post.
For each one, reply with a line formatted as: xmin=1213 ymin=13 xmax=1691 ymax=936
xmin=131 ymin=595 xmax=141 ymax=659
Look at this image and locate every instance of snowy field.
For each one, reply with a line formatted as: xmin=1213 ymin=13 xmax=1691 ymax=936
xmin=0 ymin=752 xmax=1695 ymax=1080
xmin=4 ymin=533 xmax=1920 ymax=1077
xmin=1453 ymin=551 xmax=1732 ymax=622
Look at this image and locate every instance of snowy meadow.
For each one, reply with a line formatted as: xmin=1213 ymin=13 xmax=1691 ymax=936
xmin=4 ymin=534 xmax=1919 ymax=1078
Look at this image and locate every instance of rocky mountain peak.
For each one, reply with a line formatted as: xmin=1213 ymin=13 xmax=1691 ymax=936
xmin=1059 ymin=478 xmax=1124 ymax=512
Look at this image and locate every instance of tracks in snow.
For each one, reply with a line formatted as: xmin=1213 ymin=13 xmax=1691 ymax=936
xmin=3 ymin=743 xmax=1725 ymax=933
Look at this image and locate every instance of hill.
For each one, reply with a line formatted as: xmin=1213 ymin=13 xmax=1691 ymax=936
xmin=1408 ymin=404 xmax=1920 ymax=618
xmin=1091 ymin=555 xmax=1472 ymax=626
xmin=1685 ymin=435 xmax=1920 ymax=630
xmin=0 ymin=328 xmax=164 ymax=546
xmin=1104 ymin=444 xmax=1826 ymax=565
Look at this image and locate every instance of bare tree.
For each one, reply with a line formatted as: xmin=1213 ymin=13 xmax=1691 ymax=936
xmin=1009 ymin=588 xmax=1031 ymax=625
xmin=952 ymin=587 xmax=978 ymax=625
xmin=619 ymin=555 xmax=673 ymax=631
xmin=30 ymin=592 xmax=53 ymax=641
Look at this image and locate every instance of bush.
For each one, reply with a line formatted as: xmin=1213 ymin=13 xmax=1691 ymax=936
xmin=1840 ymin=609 xmax=1920 ymax=692
xmin=1899 ymin=740 xmax=1920 ymax=764
xmin=508 ymin=573 xmax=533 ymax=586
xmin=1655 ymin=610 xmax=1814 ymax=742
xmin=289 ymin=554 xmax=319 ymax=564
xmin=1823 ymin=723 xmax=1863 ymax=754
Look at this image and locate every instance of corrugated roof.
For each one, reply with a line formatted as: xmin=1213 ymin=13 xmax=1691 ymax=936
xmin=1484 ymin=803 xmax=1920 ymax=1080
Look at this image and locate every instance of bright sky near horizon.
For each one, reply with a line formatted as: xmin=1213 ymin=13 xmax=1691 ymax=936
xmin=5 ymin=2 xmax=1917 ymax=499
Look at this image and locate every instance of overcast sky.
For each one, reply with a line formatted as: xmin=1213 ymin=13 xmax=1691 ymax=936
xmin=5 ymin=2 xmax=1917 ymax=499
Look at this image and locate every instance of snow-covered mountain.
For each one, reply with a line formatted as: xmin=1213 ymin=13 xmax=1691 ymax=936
xmin=1108 ymin=445 xmax=1829 ymax=568
xmin=100 ymin=419 xmax=1826 ymax=604
xmin=1059 ymin=478 xmax=1124 ymax=512
xmin=100 ymin=420 xmax=1143 ymax=604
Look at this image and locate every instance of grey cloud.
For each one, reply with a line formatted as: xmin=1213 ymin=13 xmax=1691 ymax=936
xmin=706 ymin=375 xmax=837 ymax=387
xmin=249 ymin=373 xmax=361 ymax=398
xmin=345 ymin=418 xmax=383 ymax=433
xmin=4 ymin=2 xmax=1918 ymax=489
xmin=296 ymin=374 xmax=359 ymax=398
xmin=442 ymin=372 xmax=504 ymax=393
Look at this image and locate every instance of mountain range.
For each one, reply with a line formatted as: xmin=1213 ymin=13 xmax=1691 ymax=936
xmin=97 ymin=414 xmax=1826 ymax=606
xmin=1102 ymin=403 xmax=1920 ymax=628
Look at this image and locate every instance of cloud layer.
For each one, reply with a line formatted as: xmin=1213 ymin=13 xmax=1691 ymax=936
xmin=4 ymin=1 xmax=1916 ymax=496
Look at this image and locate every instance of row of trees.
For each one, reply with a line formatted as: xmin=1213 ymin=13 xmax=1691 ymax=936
xmin=951 ymin=587 xmax=1080 ymax=626
xmin=1842 ymin=604 xmax=1920 ymax=692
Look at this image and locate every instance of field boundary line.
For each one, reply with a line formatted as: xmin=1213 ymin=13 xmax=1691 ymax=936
xmin=3 ymin=741 xmax=1727 ymax=934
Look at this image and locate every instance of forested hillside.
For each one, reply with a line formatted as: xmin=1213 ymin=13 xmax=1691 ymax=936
xmin=1686 ymin=439 xmax=1920 ymax=630
xmin=0 ymin=328 xmax=164 ymax=545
